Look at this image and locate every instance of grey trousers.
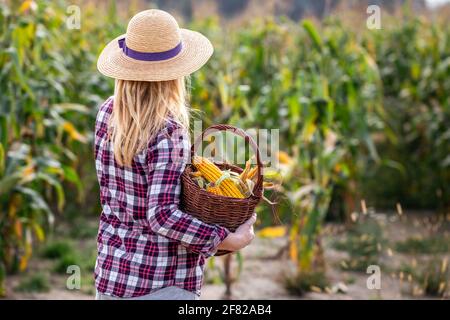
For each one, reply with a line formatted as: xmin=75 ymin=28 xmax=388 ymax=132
xmin=95 ymin=286 xmax=199 ymax=300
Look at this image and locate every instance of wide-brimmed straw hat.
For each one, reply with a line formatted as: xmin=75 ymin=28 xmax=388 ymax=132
xmin=97 ymin=9 xmax=213 ymax=82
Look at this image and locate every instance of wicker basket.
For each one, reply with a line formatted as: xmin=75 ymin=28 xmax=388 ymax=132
xmin=180 ymin=124 xmax=263 ymax=256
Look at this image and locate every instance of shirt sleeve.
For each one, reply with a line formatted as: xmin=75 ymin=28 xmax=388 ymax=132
xmin=146 ymin=124 xmax=230 ymax=258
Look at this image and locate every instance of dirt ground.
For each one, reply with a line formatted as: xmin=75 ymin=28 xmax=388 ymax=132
xmin=3 ymin=212 xmax=449 ymax=300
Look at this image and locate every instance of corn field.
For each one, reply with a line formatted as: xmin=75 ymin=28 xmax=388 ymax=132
xmin=0 ymin=0 xmax=449 ymax=298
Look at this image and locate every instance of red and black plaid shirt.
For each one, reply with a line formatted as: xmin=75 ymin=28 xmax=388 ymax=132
xmin=94 ymin=97 xmax=229 ymax=298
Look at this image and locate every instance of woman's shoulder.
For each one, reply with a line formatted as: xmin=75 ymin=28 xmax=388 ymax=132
xmin=98 ymin=96 xmax=114 ymax=114
xmin=95 ymin=96 xmax=114 ymax=133
xmin=150 ymin=119 xmax=190 ymax=150
xmin=164 ymin=118 xmax=187 ymax=136
xmin=147 ymin=120 xmax=191 ymax=165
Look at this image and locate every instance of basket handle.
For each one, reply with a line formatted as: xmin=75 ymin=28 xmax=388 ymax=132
xmin=191 ymin=124 xmax=263 ymax=195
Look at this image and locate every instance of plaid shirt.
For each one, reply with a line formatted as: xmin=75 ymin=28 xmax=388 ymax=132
xmin=94 ymin=97 xmax=229 ymax=298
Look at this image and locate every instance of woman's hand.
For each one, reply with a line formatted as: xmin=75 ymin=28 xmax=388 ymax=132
xmin=217 ymin=213 xmax=257 ymax=251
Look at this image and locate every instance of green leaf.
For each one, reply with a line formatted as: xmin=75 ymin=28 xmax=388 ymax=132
xmin=302 ymin=20 xmax=322 ymax=52
xmin=36 ymin=172 xmax=65 ymax=212
xmin=380 ymin=159 xmax=406 ymax=177
xmin=236 ymin=251 xmax=244 ymax=277
xmin=0 ymin=116 xmax=7 ymax=149
xmin=62 ymin=165 xmax=84 ymax=202
xmin=0 ymin=262 xmax=6 ymax=297
xmin=3 ymin=47 xmax=35 ymax=100
xmin=32 ymin=222 xmax=45 ymax=242
xmin=364 ymin=133 xmax=380 ymax=162
xmin=53 ymin=103 xmax=90 ymax=114
xmin=0 ymin=142 xmax=4 ymax=176
xmin=0 ymin=173 xmax=22 ymax=195
xmin=16 ymin=187 xmax=53 ymax=217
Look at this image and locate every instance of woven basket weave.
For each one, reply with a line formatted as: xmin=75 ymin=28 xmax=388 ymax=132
xmin=180 ymin=124 xmax=263 ymax=256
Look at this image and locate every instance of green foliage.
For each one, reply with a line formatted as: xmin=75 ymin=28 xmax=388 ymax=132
xmin=204 ymin=253 xmax=244 ymax=287
xmin=53 ymin=254 xmax=78 ymax=274
xmin=395 ymin=235 xmax=450 ymax=254
xmin=399 ymin=258 xmax=449 ymax=298
xmin=41 ymin=239 xmax=95 ymax=275
xmin=192 ymin=16 xmax=385 ymax=274
xmin=418 ymin=258 xmax=449 ymax=297
xmin=15 ymin=272 xmax=50 ymax=293
xmin=363 ymin=17 xmax=450 ymax=210
xmin=40 ymin=241 xmax=73 ymax=259
xmin=334 ymin=217 xmax=385 ymax=272
xmin=0 ymin=0 xmax=120 ymax=292
xmin=68 ymin=219 xmax=99 ymax=240
xmin=284 ymin=270 xmax=329 ymax=296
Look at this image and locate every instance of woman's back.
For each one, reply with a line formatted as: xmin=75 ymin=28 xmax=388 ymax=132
xmin=94 ymin=97 xmax=228 ymax=298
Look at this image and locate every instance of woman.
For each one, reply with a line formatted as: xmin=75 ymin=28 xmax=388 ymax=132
xmin=94 ymin=9 xmax=256 ymax=300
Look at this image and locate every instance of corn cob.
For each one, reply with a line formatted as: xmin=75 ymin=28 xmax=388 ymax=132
xmin=192 ymin=156 xmax=244 ymax=198
xmin=232 ymin=175 xmax=251 ymax=197
xmin=239 ymin=158 xmax=252 ymax=181
xmin=206 ymin=184 xmax=223 ymax=195
xmin=189 ymin=171 xmax=203 ymax=178
xmin=247 ymin=166 xmax=258 ymax=180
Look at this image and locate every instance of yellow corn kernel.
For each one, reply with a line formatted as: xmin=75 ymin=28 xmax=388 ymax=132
xmin=206 ymin=185 xmax=222 ymax=195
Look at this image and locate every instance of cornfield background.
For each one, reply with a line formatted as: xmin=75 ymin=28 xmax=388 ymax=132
xmin=0 ymin=0 xmax=449 ymax=299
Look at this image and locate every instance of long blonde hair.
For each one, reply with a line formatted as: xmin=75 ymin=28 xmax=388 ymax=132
xmin=109 ymin=77 xmax=190 ymax=166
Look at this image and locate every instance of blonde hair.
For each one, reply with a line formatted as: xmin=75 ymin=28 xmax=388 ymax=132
xmin=109 ymin=77 xmax=190 ymax=166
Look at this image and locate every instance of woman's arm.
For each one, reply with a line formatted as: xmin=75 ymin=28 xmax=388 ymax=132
xmin=146 ymin=124 xmax=230 ymax=257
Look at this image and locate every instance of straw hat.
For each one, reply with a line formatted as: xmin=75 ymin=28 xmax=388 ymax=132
xmin=97 ymin=9 xmax=213 ymax=82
